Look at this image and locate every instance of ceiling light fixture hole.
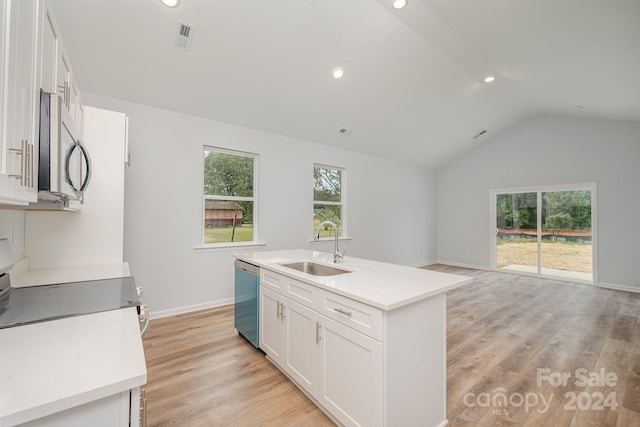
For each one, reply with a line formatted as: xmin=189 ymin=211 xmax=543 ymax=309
xmin=332 ymin=67 xmax=345 ymax=79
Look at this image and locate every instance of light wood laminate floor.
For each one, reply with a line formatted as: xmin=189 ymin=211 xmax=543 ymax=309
xmin=142 ymin=266 xmax=640 ymax=426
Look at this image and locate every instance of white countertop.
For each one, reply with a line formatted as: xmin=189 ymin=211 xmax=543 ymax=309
xmin=234 ymin=249 xmax=473 ymax=310
xmin=0 ymin=307 xmax=147 ymax=426
xmin=9 ymin=261 xmax=131 ymax=287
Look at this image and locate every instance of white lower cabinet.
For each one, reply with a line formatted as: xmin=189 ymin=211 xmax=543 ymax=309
xmin=260 ymin=286 xmax=285 ymax=364
xmin=259 ymin=270 xmax=385 ymax=426
xmin=317 ymin=315 xmax=382 ymax=427
xmin=284 ymin=298 xmax=318 ymax=397
xmin=259 ymin=268 xmax=448 ymax=427
xmin=260 ymin=284 xmax=318 ymax=397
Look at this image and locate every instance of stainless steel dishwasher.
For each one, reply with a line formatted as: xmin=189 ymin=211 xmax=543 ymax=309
xmin=234 ymin=259 xmax=260 ymax=348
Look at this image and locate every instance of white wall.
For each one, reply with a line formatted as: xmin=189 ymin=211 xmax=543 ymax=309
xmin=0 ymin=210 xmax=25 ymax=261
xmin=25 ymin=107 xmax=126 ymax=268
xmin=436 ymin=115 xmax=640 ymax=290
xmin=83 ymin=93 xmax=437 ymax=316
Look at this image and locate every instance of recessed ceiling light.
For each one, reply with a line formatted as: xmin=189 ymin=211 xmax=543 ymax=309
xmin=332 ymin=67 xmax=344 ymax=79
xmin=160 ymin=0 xmax=180 ymax=7
xmin=484 ymin=76 xmax=496 ymax=83
xmin=392 ymin=0 xmax=409 ymax=9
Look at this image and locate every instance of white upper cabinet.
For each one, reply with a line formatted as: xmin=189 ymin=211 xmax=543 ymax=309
xmin=39 ymin=2 xmax=58 ymax=95
xmin=0 ymin=0 xmax=85 ymax=206
xmin=0 ymin=0 xmax=40 ymax=204
xmin=41 ymin=0 xmax=82 ymax=136
xmin=0 ymin=0 xmax=13 ymax=201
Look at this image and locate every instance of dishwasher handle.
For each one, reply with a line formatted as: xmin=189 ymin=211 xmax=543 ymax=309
xmin=235 ymin=259 xmax=259 ymax=276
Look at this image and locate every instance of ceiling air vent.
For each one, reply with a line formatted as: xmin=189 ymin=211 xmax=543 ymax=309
xmin=472 ymin=130 xmax=487 ymax=139
xmin=175 ymin=20 xmax=195 ymax=51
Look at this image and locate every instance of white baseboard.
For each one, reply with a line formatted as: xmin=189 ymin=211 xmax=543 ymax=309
xmin=411 ymin=259 xmax=438 ymax=268
xmin=598 ymin=282 xmax=640 ymax=294
xmin=435 ymin=260 xmax=493 ymax=271
xmin=436 ymin=261 xmax=640 ymax=294
xmin=150 ymin=297 xmax=234 ymax=319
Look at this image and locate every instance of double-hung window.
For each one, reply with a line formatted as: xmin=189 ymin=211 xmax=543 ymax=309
xmin=203 ymin=146 xmax=258 ymax=246
xmin=313 ymin=164 xmax=346 ymax=238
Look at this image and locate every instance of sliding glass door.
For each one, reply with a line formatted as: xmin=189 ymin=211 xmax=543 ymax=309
xmin=493 ymin=185 xmax=595 ymax=283
xmin=495 ymin=192 xmax=538 ymax=273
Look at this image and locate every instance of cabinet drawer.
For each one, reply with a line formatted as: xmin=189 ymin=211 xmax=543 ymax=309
xmin=319 ymin=290 xmax=383 ymax=341
xmin=283 ymin=278 xmax=318 ymax=310
xmin=261 ymin=269 xmax=285 ymax=293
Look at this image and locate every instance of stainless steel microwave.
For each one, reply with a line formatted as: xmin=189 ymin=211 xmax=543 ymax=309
xmin=38 ymin=90 xmax=92 ymax=202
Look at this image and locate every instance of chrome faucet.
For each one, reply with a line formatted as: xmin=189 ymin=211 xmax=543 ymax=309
xmin=313 ymin=220 xmax=346 ymax=263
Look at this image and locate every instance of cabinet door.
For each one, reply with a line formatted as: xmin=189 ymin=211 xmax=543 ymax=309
xmin=40 ymin=0 xmax=60 ymax=94
xmin=4 ymin=0 xmax=38 ymax=203
xmin=0 ymin=0 xmax=12 ymax=200
xmin=76 ymin=91 xmax=84 ymax=137
xmin=318 ymin=315 xmax=383 ymax=427
xmin=283 ymin=298 xmax=318 ymax=398
xmin=259 ymin=286 xmax=284 ymax=364
xmin=57 ymin=42 xmax=71 ymax=112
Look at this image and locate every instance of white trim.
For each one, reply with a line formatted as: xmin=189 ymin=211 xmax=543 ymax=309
xmin=312 ymin=200 xmax=342 ymax=206
xmin=598 ymin=282 xmax=640 ymax=294
xmin=150 ymin=298 xmax=234 ymax=319
xmin=308 ymin=236 xmax=352 ymax=243
xmin=203 ymin=145 xmax=257 ymax=158
xmin=204 ymin=195 xmax=254 ymax=202
xmin=436 ymin=260 xmax=597 ymax=286
xmin=489 ymin=182 xmax=597 ymax=285
xmin=412 ymin=260 xmax=438 ymax=268
xmin=490 ymin=182 xmax=596 ymax=194
xmin=313 ymin=163 xmax=347 ymax=238
xmin=201 ymin=145 xmax=259 ymax=247
xmin=193 ymin=242 xmax=266 ymax=252
xmin=436 ymin=260 xmax=493 ymax=271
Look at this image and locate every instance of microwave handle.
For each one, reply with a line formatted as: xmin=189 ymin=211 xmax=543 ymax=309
xmin=64 ymin=141 xmax=92 ymax=199
xmin=77 ymin=141 xmax=92 ymax=197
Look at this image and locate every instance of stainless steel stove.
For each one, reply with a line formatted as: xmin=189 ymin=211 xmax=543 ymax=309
xmin=0 ymin=276 xmax=142 ymax=329
xmin=0 ymin=238 xmax=146 ymax=332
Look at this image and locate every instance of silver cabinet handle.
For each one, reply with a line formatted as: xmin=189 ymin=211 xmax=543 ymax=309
xmin=8 ymin=140 xmax=27 ymax=186
xmin=334 ymin=307 xmax=352 ymax=317
xmin=280 ymin=302 xmax=286 ymax=320
xmin=27 ymin=142 xmax=33 ymax=187
xmin=316 ymin=322 xmax=321 ymax=344
xmin=140 ymin=388 xmax=147 ymax=427
xmin=57 ymin=81 xmax=70 ymax=109
xmin=276 ymin=301 xmax=281 ymax=320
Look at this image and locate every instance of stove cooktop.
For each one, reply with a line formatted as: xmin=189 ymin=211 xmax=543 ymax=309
xmin=0 ymin=276 xmax=140 ymax=329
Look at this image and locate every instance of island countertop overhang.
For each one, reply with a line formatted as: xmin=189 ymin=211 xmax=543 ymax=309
xmin=233 ymin=249 xmax=473 ymax=311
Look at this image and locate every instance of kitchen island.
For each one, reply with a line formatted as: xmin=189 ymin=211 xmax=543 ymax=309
xmin=234 ymin=249 xmax=472 ymax=427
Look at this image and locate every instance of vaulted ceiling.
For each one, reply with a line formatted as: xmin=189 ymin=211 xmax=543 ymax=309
xmin=50 ymin=0 xmax=640 ymax=168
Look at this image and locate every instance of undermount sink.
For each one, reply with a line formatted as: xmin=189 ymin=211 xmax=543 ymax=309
xmin=281 ymin=262 xmax=351 ymax=277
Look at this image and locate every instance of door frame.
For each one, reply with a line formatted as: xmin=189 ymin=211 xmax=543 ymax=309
xmin=489 ymin=182 xmax=598 ymax=285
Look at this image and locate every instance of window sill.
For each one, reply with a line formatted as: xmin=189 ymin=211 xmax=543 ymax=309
xmin=308 ymin=236 xmax=352 ymax=243
xmin=193 ymin=242 xmax=267 ymax=252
